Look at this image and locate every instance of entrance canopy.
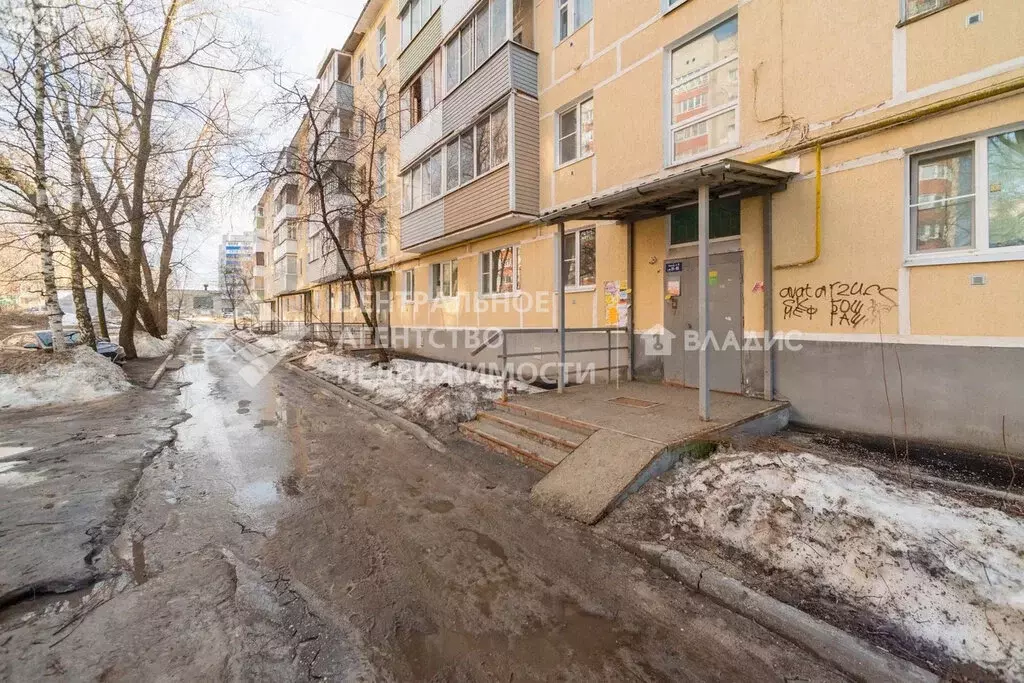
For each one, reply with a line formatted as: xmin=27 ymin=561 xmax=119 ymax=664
xmin=541 ymin=159 xmax=793 ymax=421
xmin=539 ymin=159 xmax=792 ymax=223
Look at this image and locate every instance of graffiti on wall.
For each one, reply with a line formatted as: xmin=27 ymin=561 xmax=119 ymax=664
xmin=779 ymin=281 xmax=897 ymax=329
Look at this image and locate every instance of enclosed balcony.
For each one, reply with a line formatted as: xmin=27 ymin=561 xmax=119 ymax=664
xmin=272 ymin=238 xmax=298 ymax=263
xmin=400 ymin=86 xmax=539 ymax=253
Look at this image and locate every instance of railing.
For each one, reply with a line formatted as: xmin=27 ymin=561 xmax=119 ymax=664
xmin=471 ymin=327 xmax=630 ymax=400
xmin=309 ymin=322 xmax=390 ymax=349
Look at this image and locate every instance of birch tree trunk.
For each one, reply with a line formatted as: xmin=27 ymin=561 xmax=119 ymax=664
xmin=32 ymin=0 xmax=66 ymax=352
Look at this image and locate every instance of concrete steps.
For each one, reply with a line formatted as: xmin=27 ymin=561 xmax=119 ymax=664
xmin=459 ymin=403 xmax=596 ymax=473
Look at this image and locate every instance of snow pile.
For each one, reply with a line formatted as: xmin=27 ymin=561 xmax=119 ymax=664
xmin=0 ymin=347 xmax=132 ymax=409
xmin=663 ymin=452 xmax=1024 ymax=679
xmin=133 ymin=319 xmax=193 ymax=359
xmin=303 ymin=350 xmax=543 ymax=423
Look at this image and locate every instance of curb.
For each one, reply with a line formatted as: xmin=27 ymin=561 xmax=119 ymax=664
xmin=607 ymin=536 xmax=938 ymax=683
xmin=283 ymin=361 xmax=447 ymax=454
xmin=144 ymin=326 xmax=192 ymax=390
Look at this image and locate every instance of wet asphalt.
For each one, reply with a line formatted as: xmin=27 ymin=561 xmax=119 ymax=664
xmin=0 ymin=325 xmax=847 ymax=681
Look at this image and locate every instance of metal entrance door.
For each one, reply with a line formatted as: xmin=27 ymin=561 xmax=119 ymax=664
xmin=663 ymin=252 xmax=743 ymax=393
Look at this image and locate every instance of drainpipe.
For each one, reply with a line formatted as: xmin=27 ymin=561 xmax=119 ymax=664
xmin=762 ymin=193 xmax=774 ymax=401
xmin=775 ymin=145 xmax=823 ymax=270
xmin=697 ymin=184 xmax=710 ymax=421
xmin=627 ymin=220 xmax=635 ymax=382
xmin=557 ymin=222 xmax=566 ymax=393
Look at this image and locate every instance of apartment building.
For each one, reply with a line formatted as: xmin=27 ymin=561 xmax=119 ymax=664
xmin=255 ymin=0 xmax=1024 ymax=453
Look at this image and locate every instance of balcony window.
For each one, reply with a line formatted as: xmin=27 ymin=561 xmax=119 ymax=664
xmin=445 ymin=0 xmax=508 ymax=92
xmin=557 ymin=97 xmax=593 ymax=165
xmin=430 ymin=260 xmax=459 ymax=299
xmin=401 ymin=53 xmax=441 ymax=135
xmin=562 ymin=227 xmax=596 ymax=288
xmin=476 ymin=118 xmax=491 ymax=174
xmin=446 ymin=138 xmax=460 ymax=191
xmin=668 ymin=16 xmax=738 ymax=165
xmin=557 ymin=0 xmax=592 ymax=42
xmin=908 ymin=127 xmax=1024 ymax=262
xmin=480 ymin=245 xmax=520 ymax=295
xmin=459 ymin=131 xmax=475 ymax=185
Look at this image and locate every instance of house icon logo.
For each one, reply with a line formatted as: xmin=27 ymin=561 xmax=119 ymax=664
xmin=640 ymin=324 xmax=675 ymax=357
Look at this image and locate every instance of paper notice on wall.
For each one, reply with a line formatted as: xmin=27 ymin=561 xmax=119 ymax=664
xmin=666 ymin=278 xmax=681 ymax=297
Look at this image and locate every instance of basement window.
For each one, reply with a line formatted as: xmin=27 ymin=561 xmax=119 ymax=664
xmin=900 ymin=0 xmax=961 ymax=24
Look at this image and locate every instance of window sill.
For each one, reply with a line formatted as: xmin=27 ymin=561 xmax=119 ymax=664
xmin=478 ymin=292 xmax=521 ymax=300
xmin=904 ymin=246 xmax=1024 ymax=267
xmin=563 ymin=285 xmax=596 ymax=294
xmin=556 ymin=19 xmax=592 ymax=48
xmin=896 ymin=0 xmax=968 ymax=28
xmin=665 ymin=143 xmax=742 ymax=171
xmin=555 ymin=152 xmax=594 ymax=172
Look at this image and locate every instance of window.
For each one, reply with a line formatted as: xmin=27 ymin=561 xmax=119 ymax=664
xmin=562 ymin=227 xmax=596 ymax=288
xmin=668 ymin=16 xmax=739 ymax=164
xmin=902 ymin=0 xmax=956 ymax=22
xmin=662 ymin=0 xmax=688 ymax=12
xmin=446 ymin=138 xmax=460 ymax=191
xmin=401 ymin=53 xmax=441 ymax=134
xmin=402 ymin=150 xmax=443 ymax=213
xmin=491 ymin=105 xmax=508 ymax=165
xmin=445 ymin=0 xmax=507 ymax=91
xmin=402 ymin=269 xmax=415 ymax=303
xmin=476 ymin=118 xmax=491 ymax=174
xmin=358 ymin=54 xmax=365 ymax=81
xmin=908 ymin=127 xmax=1024 ymax=258
xmin=377 ymin=23 xmax=387 ymax=68
xmin=670 ymin=198 xmax=741 ymax=245
xmin=376 ymin=214 xmax=388 ymax=260
xmin=430 ymin=260 xmax=459 ymax=298
xmin=375 ymin=148 xmax=387 ymax=198
xmin=557 ymin=0 xmax=592 ymax=42
xmin=558 ymin=97 xmax=593 ymax=165
xmin=377 ymin=86 xmax=387 ymax=132
xmin=480 ymin=246 xmax=520 ymax=295
xmin=459 ymin=131 xmax=475 ymax=184
xmin=401 ymin=0 xmax=438 ymax=46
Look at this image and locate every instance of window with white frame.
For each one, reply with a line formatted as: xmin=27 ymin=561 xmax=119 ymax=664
xmin=480 ymin=245 xmax=520 ymax=295
xmin=668 ymin=16 xmax=738 ymax=165
xmin=401 ymin=103 xmax=508 ymax=211
xmin=401 ymin=0 xmax=439 ymax=48
xmin=377 ymin=86 xmax=388 ymax=132
xmin=562 ymin=227 xmax=596 ymax=288
xmin=908 ymin=126 xmax=1024 ymax=258
xmin=430 ymin=260 xmax=459 ymax=298
xmin=402 ymin=269 xmax=415 ymax=302
xmin=444 ymin=0 xmax=508 ymax=92
xmin=358 ymin=54 xmax=365 ymax=81
xmin=557 ymin=97 xmax=593 ymax=165
xmin=556 ymin=0 xmax=592 ymax=42
xmin=377 ymin=23 xmax=387 ymax=68
xmin=401 ymin=53 xmax=441 ymax=134
xmin=376 ymin=213 xmax=388 ymax=260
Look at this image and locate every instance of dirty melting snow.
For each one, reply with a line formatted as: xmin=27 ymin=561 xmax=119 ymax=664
xmin=663 ymin=452 xmax=1024 ymax=679
xmin=133 ymin=319 xmax=193 ymax=359
xmin=233 ymin=328 xmax=305 ymax=356
xmin=303 ymin=350 xmax=543 ymax=423
xmin=0 ymin=346 xmax=132 ymax=409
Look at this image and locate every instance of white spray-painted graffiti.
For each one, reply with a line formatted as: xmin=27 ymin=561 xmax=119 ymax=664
xmin=779 ymin=281 xmax=897 ymax=329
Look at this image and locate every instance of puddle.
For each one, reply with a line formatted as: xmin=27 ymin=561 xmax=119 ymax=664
xmin=237 ymin=408 xmax=250 ymax=414
xmin=239 ymin=480 xmax=280 ymax=507
xmin=132 ymin=539 xmax=148 ymax=584
xmin=461 ymin=529 xmax=508 ymax=563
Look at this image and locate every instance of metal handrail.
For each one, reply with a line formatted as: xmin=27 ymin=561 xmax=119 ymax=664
xmin=471 ymin=327 xmax=629 ymax=400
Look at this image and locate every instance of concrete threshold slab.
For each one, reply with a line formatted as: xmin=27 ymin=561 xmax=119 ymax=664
xmin=531 ymin=403 xmax=790 ymax=525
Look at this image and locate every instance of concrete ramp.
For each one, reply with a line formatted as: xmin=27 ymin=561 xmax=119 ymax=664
xmin=530 ymin=430 xmax=668 ymax=524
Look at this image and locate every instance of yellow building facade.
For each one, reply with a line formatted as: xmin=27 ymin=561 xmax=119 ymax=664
xmin=255 ymin=0 xmax=1024 ymax=453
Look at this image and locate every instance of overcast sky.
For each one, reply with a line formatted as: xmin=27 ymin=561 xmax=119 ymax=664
xmin=182 ymin=0 xmax=363 ymax=289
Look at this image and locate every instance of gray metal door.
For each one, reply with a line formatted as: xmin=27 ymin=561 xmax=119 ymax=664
xmin=663 ymin=252 xmax=743 ymax=393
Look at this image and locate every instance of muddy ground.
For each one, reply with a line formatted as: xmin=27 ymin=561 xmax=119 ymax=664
xmin=0 ymin=325 xmax=847 ymax=681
